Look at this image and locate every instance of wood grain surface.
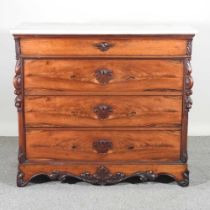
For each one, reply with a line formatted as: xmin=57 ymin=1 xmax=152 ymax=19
xmin=24 ymin=95 xmax=182 ymax=128
xmin=20 ymin=36 xmax=188 ymax=56
xmin=26 ymin=129 xmax=181 ymax=161
xmin=24 ymin=59 xmax=183 ymax=95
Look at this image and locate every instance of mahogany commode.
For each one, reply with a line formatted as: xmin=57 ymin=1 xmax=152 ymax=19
xmin=12 ymin=24 xmax=195 ymax=186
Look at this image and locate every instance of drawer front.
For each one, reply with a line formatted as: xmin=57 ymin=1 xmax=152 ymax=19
xmin=26 ymin=129 xmax=181 ymax=161
xmin=24 ymin=59 xmax=183 ymax=95
xmin=25 ymin=95 xmax=182 ymax=128
xmin=20 ymin=36 xmax=188 ymax=56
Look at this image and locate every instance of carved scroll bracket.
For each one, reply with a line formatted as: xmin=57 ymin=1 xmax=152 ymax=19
xmin=184 ymin=59 xmax=193 ymax=112
xmin=80 ymin=166 xmax=125 ymax=185
xmin=80 ymin=166 xmax=159 ymax=185
xmin=13 ymin=59 xmax=22 ymax=112
xmin=13 ymin=37 xmax=23 ymax=112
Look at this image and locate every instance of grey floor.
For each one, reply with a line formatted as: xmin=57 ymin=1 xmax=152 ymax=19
xmin=0 ymin=137 xmax=210 ymax=210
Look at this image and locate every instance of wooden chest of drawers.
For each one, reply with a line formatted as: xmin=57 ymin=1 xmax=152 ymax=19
xmin=12 ymin=24 xmax=195 ymax=186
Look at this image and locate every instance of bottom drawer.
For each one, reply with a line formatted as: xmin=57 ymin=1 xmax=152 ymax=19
xmin=26 ymin=129 xmax=181 ymax=162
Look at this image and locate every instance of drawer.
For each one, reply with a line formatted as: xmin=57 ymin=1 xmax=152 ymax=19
xmin=24 ymin=59 xmax=183 ymax=95
xmin=25 ymin=95 xmax=182 ymax=128
xmin=20 ymin=36 xmax=188 ymax=56
xmin=26 ymin=129 xmax=181 ymax=161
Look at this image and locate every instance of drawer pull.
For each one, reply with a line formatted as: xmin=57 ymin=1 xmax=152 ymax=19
xmin=94 ymin=42 xmax=114 ymax=52
xmin=95 ymin=69 xmax=113 ymax=84
xmin=93 ymin=139 xmax=113 ymax=153
xmin=93 ymin=104 xmax=112 ymax=119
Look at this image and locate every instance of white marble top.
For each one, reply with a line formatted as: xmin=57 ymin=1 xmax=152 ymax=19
xmin=11 ymin=23 xmax=196 ymax=35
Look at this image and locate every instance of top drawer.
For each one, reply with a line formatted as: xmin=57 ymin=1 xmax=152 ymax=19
xmin=19 ymin=36 xmax=189 ymax=57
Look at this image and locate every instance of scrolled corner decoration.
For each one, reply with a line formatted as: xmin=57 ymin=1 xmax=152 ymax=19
xmin=94 ymin=42 xmax=114 ymax=52
xmin=184 ymin=59 xmax=193 ymax=112
xmin=80 ymin=166 xmax=158 ymax=185
xmin=93 ymin=104 xmax=113 ymax=119
xmin=17 ymin=170 xmax=71 ymax=187
xmin=95 ymin=69 xmax=113 ymax=84
xmin=17 ymin=169 xmax=27 ymax=187
xmin=177 ymin=170 xmax=189 ymax=187
xmin=80 ymin=165 xmax=126 ymax=185
xmin=92 ymin=139 xmax=113 ymax=153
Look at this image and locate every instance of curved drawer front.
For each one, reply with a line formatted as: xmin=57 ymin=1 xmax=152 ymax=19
xmin=24 ymin=59 xmax=183 ymax=95
xmin=20 ymin=36 xmax=188 ymax=56
xmin=26 ymin=129 xmax=181 ymax=161
xmin=25 ymin=95 xmax=182 ymax=128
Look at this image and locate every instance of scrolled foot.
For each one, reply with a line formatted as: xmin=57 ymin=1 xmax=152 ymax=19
xmin=177 ymin=170 xmax=189 ymax=187
xmin=17 ymin=170 xmax=28 ymax=187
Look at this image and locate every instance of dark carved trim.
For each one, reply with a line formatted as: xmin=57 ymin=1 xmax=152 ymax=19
xmin=14 ymin=37 xmax=26 ymax=166
xmin=184 ymin=59 xmax=193 ymax=112
xmin=18 ymin=148 xmax=25 ymax=163
xmin=17 ymin=166 xmax=189 ymax=187
xmin=93 ymin=104 xmax=112 ymax=119
xmin=95 ymin=69 xmax=113 ymax=84
xmin=80 ymin=166 xmax=126 ymax=185
xmin=186 ymin=40 xmax=192 ymax=56
xmin=13 ymin=38 xmax=23 ymax=112
xmin=15 ymin=95 xmax=22 ymax=112
xmin=177 ymin=170 xmax=189 ymax=187
xmin=13 ymin=60 xmax=21 ymax=95
xmin=15 ymin=37 xmax=21 ymax=60
xmin=94 ymin=42 xmax=114 ymax=52
xmin=180 ymin=151 xmax=188 ymax=163
xmin=185 ymin=96 xmax=192 ymax=111
xmin=17 ymin=170 xmax=27 ymax=187
xmin=93 ymin=140 xmax=113 ymax=153
xmin=13 ymin=59 xmax=22 ymax=112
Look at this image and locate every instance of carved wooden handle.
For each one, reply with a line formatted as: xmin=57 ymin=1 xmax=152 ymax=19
xmin=95 ymin=69 xmax=113 ymax=84
xmin=93 ymin=104 xmax=112 ymax=119
xmin=94 ymin=42 xmax=114 ymax=52
xmin=93 ymin=139 xmax=113 ymax=153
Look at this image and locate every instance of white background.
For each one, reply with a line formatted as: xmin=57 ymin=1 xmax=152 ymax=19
xmin=0 ymin=0 xmax=210 ymax=136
